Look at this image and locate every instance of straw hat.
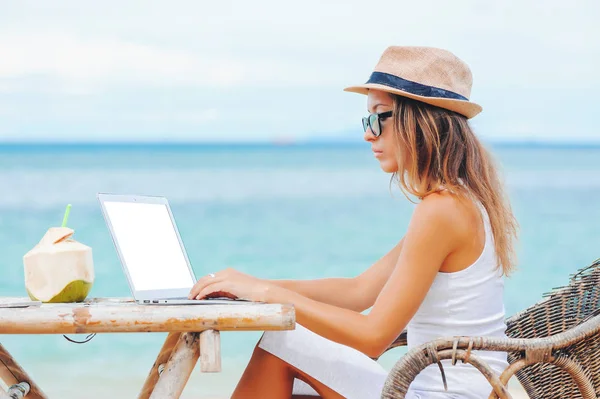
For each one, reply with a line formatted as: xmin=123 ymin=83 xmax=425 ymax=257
xmin=344 ymin=46 xmax=482 ymax=118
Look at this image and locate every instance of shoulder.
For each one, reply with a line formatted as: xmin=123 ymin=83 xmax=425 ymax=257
xmin=409 ymin=191 xmax=476 ymax=247
xmin=413 ymin=191 xmax=468 ymax=224
xmin=396 ymin=191 xmax=475 ymax=274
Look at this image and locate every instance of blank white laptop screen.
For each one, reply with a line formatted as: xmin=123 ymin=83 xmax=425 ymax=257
xmin=103 ymin=201 xmax=195 ymax=291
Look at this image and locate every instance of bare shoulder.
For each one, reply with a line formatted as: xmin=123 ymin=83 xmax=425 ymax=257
xmin=414 ymin=191 xmax=468 ymax=221
xmin=397 ymin=191 xmax=478 ymax=277
xmin=410 ymin=191 xmax=477 ymax=242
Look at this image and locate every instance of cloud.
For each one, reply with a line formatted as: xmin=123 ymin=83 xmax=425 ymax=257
xmin=0 ymin=0 xmax=598 ymax=141
xmin=0 ymin=33 xmax=366 ymax=94
xmin=2 ymin=0 xmax=599 ymax=92
xmin=0 ymin=33 xmax=245 ymax=89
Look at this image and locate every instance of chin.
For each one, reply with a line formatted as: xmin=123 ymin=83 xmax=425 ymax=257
xmin=379 ymin=160 xmax=398 ymax=174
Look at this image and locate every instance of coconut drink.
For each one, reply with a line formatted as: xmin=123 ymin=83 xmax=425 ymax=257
xmin=23 ymin=205 xmax=94 ymax=303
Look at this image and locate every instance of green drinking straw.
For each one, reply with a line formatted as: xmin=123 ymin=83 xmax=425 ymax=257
xmin=61 ymin=204 xmax=72 ymax=227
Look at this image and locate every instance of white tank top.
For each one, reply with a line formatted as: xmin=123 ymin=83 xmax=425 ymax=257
xmin=406 ymin=201 xmax=509 ymax=398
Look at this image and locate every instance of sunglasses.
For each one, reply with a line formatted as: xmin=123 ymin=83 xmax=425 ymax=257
xmin=362 ymin=111 xmax=393 ymax=137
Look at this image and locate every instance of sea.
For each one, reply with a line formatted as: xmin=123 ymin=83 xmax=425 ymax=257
xmin=0 ymin=142 xmax=599 ymax=398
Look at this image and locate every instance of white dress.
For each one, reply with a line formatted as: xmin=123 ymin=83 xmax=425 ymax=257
xmin=259 ymin=203 xmax=508 ymax=398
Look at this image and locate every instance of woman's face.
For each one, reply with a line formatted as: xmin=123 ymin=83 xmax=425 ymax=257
xmin=364 ymin=89 xmax=398 ymax=173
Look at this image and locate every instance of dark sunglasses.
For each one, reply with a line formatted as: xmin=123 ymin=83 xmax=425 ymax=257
xmin=362 ymin=111 xmax=392 ymax=137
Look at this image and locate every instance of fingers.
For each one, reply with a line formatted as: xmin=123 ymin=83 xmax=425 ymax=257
xmin=187 ymin=268 xmax=242 ymax=300
xmin=196 ymin=281 xmax=234 ymax=300
xmin=188 ymin=273 xmax=221 ymax=299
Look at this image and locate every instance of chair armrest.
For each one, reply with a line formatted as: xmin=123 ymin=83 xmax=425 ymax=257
xmin=381 ymin=335 xmax=515 ymax=399
xmin=381 ymin=314 xmax=600 ymax=398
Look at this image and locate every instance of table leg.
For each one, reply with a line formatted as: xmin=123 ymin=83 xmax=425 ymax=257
xmin=199 ymin=330 xmax=221 ymax=373
xmin=149 ymin=332 xmax=200 ymax=399
xmin=137 ymin=332 xmax=181 ymax=399
xmin=0 ymin=344 xmax=47 ymax=399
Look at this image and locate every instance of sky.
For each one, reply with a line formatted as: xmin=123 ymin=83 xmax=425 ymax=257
xmin=0 ymin=0 xmax=598 ymax=143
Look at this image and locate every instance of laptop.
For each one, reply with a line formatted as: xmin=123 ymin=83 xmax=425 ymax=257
xmin=97 ymin=193 xmax=241 ymax=305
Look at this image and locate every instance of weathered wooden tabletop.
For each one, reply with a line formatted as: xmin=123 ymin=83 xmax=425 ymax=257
xmin=0 ymin=297 xmax=296 ymax=399
xmin=0 ymin=297 xmax=295 ymax=334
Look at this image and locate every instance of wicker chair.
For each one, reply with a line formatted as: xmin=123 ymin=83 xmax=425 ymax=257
xmin=380 ymin=258 xmax=600 ymax=399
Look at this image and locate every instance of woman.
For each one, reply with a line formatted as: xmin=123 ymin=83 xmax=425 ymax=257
xmin=189 ymin=46 xmax=518 ymax=398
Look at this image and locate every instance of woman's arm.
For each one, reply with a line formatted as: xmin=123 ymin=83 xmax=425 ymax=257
xmin=189 ymin=194 xmax=464 ymax=358
xmin=267 ymin=277 xmax=362 ymax=311
xmin=264 ymin=194 xmax=463 ymax=357
xmin=267 ymin=239 xmax=404 ymax=312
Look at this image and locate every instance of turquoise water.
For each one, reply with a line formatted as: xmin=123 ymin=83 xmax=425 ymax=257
xmin=0 ymin=143 xmax=599 ymax=398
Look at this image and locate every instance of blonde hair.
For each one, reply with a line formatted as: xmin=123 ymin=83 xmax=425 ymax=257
xmin=390 ymin=95 xmax=518 ymax=276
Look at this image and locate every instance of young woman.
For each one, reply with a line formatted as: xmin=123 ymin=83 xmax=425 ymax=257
xmin=189 ymin=46 xmax=518 ymax=399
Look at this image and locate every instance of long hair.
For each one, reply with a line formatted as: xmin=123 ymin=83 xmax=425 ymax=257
xmin=390 ymin=95 xmax=518 ymax=276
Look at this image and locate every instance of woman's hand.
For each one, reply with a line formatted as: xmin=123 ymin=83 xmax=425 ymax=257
xmin=188 ymin=268 xmax=279 ymax=302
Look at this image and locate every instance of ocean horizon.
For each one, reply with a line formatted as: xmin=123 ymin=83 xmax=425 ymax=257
xmin=2 ymin=137 xmax=600 ymax=149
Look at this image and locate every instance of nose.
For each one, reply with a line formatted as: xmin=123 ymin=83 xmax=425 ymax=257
xmin=363 ymin=128 xmax=377 ymax=142
xmin=363 ymin=126 xmax=376 ymax=142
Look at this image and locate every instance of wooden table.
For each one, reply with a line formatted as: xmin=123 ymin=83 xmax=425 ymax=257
xmin=0 ymin=297 xmax=295 ymax=399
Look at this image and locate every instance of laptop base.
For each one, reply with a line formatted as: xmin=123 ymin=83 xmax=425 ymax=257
xmin=137 ymin=297 xmax=246 ymax=305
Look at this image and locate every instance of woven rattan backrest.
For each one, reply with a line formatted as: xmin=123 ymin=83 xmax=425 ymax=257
xmin=505 ymin=259 xmax=600 ymax=398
